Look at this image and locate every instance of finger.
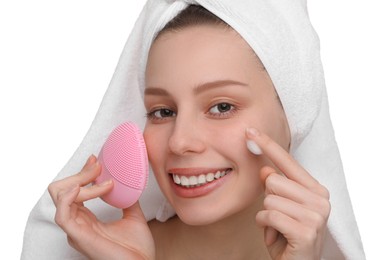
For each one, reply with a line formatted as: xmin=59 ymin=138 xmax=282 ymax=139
xmin=55 ymin=185 xmax=80 ymax=230
xmin=256 ymin=209 xmax=296 ymax=238
xmin=246 ymin=128 xmax=321 ymax=191
xmin=81 ymin=155 xmax=97 ymax=171
xmin=262 ymin=172 xmax=331 ymax=218
xmin=75 ymin=179 xmax=114 ymax=203
xmin=264 ymin=226 xmax=279 ymax=246
xmin=48 ymin=160 xmax=101 ymax=204
xmin=256 ymin=209 xmax=316 ymax=247
xmin=56 ymin=156 xmax=99 ymax=189
xmin=263 ymin=193 xmax=330 ymax=229
xmin=122 ymin=201 xmax=147 ymax=223
xmin=61 ymin=157 xmax=101 ymax=188
xmin=72 ymin=160 xmax=102 ymax=187
xmin=257 ymin=209 xmax=322 ymax=259
xmin=259 ymin=165 xmax=277 ymax=191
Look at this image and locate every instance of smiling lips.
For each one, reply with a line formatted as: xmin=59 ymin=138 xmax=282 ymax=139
xmin=169 ymin=168 xmax=232 ymax=188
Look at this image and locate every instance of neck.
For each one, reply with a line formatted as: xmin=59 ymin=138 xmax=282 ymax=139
xmin=168 ymin=198 xmax=270 ymax=260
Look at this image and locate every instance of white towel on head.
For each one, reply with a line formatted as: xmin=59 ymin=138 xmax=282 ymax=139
xmin=22 ymin=0 xmax=365 ymax=259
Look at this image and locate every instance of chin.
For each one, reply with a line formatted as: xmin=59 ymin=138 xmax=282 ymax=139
xmin=175 ymin=206 xmax=230 ymax=226
xmin=171 ymin=194 xmax=256 ymax=226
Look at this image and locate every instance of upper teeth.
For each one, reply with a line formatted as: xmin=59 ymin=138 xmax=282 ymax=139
xmin=172 ymin=170 xmax=230 ymax=188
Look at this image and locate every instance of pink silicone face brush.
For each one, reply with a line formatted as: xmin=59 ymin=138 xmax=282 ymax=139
xmin=94 ymin=122 xmax=148 ymax=209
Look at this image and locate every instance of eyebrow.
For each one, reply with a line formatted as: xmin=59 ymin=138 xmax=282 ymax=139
xmin=144 ymin=79 xmax=248 ymax=96
xmin=193 ymin=79 xmax=248 ymax=94
xmin=144 ymin=87 xmax=169 ymax=96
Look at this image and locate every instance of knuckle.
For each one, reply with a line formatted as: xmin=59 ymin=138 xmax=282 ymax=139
xmin=309 ymin=212 xmax=327 ymax=230
xmin=47 ymin=186 xmax=54 ymax=198
xmin=54 ymin=213 xmax=65 ymax=227
xmin=315 ymin=197 xmax=331 ymax=218
xmin=299 ymin=227 xmax=318 ymax=245
xmin=318 ymin=185 xmax=330 ymax=199
xmin=322 ymin=199 xmax=332 ymax=218
xmin=47 ymin=181 xmax=59 ymax=195
xmin=48 ymin=182 xmax=63 ymax=203
xmin=263 ymin=194 xmax=277 ymax=210
xmin=312 ymin=183 xmax=330 ymax=199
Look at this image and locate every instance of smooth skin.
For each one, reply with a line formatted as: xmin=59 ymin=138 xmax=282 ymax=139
xmin=48 ymin=24 xmax=330 ymax=260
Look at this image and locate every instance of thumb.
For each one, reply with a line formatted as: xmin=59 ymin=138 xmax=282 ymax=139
xmin=122 ymin=201 xmax=147 ymax=223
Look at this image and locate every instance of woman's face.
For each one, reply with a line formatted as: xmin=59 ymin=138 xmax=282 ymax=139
xmin=144 ymin=25 xmax=290 ymax=225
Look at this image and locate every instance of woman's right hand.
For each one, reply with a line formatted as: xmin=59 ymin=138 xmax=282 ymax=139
xmin=48 ymin=155 xmax=155 ymax=260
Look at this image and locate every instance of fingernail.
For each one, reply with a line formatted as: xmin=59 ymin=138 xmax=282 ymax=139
xmin=246 ymin=127 xmax=259 ymax=138
xmin=87 ymin=157 xmax=99 ymax=171
xmin=85 ymin=155 xmax=95 ymax=167
xmin=246 ymin=140 xmax=262 ymax=155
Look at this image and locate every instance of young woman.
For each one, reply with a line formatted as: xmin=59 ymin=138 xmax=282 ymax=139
xmin=22 ymin=2 xmax=365 ymax=259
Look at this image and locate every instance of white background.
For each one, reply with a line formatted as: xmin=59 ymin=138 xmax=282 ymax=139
xmin=0 ymin=1 xmax=389 ymax=259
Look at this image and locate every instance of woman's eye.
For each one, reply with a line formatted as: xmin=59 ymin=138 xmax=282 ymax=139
xmin=147 ymin=108 xmax=176 ymax=120
xmin=209 ymin=103 xmax=233 ymax=114
xmin=208 ymin=103 xmax=236 ymax=118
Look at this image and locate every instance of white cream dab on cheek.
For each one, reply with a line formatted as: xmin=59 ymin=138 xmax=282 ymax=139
xmin=246 ymin=140 xmax=262 ymax=155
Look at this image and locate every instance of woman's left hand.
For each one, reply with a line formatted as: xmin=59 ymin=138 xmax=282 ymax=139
xmin=246 ymin=128 xmax=331 ymax=260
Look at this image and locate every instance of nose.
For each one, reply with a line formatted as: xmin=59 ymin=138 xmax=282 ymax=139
xmin=168 ymin=114 xmax=206 ymax=155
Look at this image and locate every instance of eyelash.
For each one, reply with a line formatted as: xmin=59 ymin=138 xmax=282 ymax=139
xmin=146 ymin=102 xmax=238 ymax=121
xmin=207 ymin=102 xmax=238 ymax=118
xmin=146 ymin=107 xmax=176 ymax=121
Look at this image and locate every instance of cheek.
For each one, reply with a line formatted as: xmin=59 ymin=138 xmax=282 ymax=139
xmin=204 ymin=120 xmax=245 ymax=147
xmin=261 ymin=108 xmax=290 ymax=150
xmin=207 ymin=123 xmax=264 ymax=205
xmin=246 ymin=102 xmax=290 ymax=151
xmin=144 ymin=125 xmax=168 ymax=171
xmin=205 ymin=120 xmax=261 ymax=168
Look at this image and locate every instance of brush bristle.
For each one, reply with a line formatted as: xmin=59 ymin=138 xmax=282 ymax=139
xmin=102 ymin=122 xmax=148 ymax=190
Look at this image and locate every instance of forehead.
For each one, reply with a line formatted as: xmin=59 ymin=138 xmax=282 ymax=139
xmin=145 ymin=25 xmax=262 ymax=88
